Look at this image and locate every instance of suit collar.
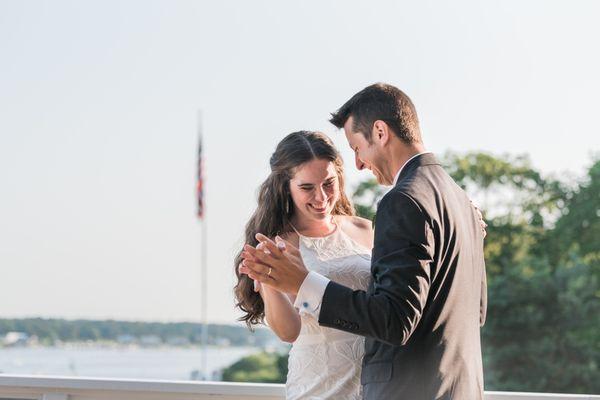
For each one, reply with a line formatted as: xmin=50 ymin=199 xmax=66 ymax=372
xmin=395 ymin=152 xmax=440 ymax=186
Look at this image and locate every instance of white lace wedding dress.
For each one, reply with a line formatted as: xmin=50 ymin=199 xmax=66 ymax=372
xmin=286 ymin=223 xmax=372 ymax=400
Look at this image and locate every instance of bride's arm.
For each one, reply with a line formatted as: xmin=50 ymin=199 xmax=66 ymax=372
xmin=259 ymin=285 xmax=301 ymax=343
xmin=256 ymin=231 xmax=301 ymax=343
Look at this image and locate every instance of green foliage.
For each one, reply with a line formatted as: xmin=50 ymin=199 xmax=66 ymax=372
xmin=550 ymin=159 xmax=600 ymax=263
xmin=352 ymin=178 xmax=386 ymax=221
xmin=443 ymin=151 xmax=566 ymax=227
xmin=221 ymin=352 xmax=288 ymax=383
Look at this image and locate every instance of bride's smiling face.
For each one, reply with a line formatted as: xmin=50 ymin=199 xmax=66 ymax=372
xmin=289 ymin=158 xmax=340 ymax=222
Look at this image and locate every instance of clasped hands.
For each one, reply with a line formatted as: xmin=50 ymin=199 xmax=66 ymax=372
xmin=238 ymin=233 xmax=309 ymax=295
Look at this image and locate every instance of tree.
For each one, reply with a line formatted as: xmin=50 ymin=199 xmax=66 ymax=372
xmin=221 ymin=352 xmax=288 ymax=383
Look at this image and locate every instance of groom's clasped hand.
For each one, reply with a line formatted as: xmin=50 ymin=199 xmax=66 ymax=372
xmin=239 ymin=233 xmax=308 ymax=295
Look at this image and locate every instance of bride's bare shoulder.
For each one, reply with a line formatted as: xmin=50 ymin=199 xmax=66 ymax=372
xmin=337 ymin=215 xmax=374 ymax=248
xmin=338 ymin=215 xmax=372 ymax=230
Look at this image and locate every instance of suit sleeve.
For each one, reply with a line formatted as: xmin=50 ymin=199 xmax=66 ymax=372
xmin=319 ymin=190 xmax=434 ymax=346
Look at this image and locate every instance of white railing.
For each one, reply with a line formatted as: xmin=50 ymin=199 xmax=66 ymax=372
xmin=0 ymin=375 xmax=598 ymax=400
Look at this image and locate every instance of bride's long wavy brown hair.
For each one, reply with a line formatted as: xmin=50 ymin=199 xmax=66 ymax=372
xmin=234 ymin=131 xmax=355 ymax=329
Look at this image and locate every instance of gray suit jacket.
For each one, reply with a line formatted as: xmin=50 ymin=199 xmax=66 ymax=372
xmin=319 ymin=153 xmax=487 ymax=399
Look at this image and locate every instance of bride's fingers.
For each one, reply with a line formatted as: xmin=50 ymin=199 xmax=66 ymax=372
xmin=256 ymin=242 xmax=272 ymax=254
xmin=244 ymin=244 xmax=279 ymax=266
xmin=244 ymin=260 xmax=277 ymax=283
xmin=255 ymin=234 xmax=284 ymax=258
xmin=241 ymin=250 xmax=258 ymax=263
xmin=275 ymin=236 xmax=301 ymax=257
xmin=243 ymin=258 xmax=268 ymax=275
xmin=238 ymin=263 xmax=250 ymax=275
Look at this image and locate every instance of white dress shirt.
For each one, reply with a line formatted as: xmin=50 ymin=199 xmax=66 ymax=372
xmin=293 ymin=151 xmax=432 ymax=318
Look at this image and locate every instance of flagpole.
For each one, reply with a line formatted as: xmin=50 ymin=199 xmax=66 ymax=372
xmin=201 ymin=195 xmax=208 ymax=379
xmin=197 ymin=110 xmax=209 ymax=380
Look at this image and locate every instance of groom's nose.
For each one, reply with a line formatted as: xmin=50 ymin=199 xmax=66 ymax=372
xmin=354 ymin=153 xmax=366 ymax=170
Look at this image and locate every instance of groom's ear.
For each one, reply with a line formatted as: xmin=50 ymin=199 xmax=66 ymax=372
xmin=372 ymin=120 xmax=390 ymax=146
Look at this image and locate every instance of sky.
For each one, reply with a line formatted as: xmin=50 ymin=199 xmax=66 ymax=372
xmin=1 ymin=0 xmax=599 ymax=324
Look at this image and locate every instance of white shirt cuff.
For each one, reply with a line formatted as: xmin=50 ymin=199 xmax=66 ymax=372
xmin=294 ymin=271 xmax=330 ymax=319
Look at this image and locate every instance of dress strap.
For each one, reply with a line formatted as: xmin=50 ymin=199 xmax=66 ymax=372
xmin=289 ymin=222 xmax=302 ymax=236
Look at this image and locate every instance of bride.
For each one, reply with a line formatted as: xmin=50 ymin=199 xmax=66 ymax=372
xmin=234 ymin=130 xmax=373 ymax=399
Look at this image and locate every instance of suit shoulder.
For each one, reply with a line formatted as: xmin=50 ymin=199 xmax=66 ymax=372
xmin=380 ymin=187 xmax=422 ymax=212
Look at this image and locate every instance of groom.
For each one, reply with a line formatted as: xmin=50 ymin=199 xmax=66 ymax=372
xmin=242 ymin=83 xmax=487 ymax=400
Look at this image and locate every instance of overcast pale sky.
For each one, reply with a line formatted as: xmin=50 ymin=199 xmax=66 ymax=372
xmin=1 ymin=0 xmax=598 ymax=324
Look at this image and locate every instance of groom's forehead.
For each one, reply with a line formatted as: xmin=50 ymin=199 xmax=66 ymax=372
xmin=343 ymin=118 xmax=357 ymax=145
xmin=343 ymin=121 xmax=367 ymax=148
xmin=343 ymin=116 xmax=355 ymax=133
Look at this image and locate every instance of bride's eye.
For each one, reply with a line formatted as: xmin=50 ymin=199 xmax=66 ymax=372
xmin=324 ymin=178 xmax=336 ymax=187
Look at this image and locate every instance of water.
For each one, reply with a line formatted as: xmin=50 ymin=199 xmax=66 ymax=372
xmin=0 ymin=346 xmax=260 ymax=381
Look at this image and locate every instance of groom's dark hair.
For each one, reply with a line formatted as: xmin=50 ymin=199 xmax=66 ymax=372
xmin=329 ymin=83 xmax=422 ymax=144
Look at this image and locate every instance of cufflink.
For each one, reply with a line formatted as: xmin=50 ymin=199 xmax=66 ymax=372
xmin=303 ymin=302 xmax=309 ymax=308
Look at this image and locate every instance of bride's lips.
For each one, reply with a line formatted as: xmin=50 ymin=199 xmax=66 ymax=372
xmin=309 ymin=204 xmax=328 ymax=213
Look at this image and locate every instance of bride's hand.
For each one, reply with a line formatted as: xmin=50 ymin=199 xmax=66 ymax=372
xmin=240 ymin=233 xmax=309 ymax=295
xmin=238 ymin=262 xmax=262 ymax=292
xmin=241 ymin=239 xmax=298 ymax=293
xmin=470 ymin=200 xmax=487 ymax=238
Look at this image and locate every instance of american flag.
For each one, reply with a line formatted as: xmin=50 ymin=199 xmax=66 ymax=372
xmin=196 ymin=125 xmax=204 ymax=219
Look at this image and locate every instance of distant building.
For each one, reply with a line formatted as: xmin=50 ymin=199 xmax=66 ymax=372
xmin=3 ymin=331 xmax=29 ymax=347
xmin=166 ymin=336 xmax=190 ymax=346
xmin=139 ymin=335 xmax=162 ymax=346
xmin=116 ymin=334 xmax=136 ymax=345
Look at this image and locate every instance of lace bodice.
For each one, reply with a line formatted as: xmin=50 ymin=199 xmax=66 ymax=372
xmin=286 ymin=221 xmax=371 ymax=400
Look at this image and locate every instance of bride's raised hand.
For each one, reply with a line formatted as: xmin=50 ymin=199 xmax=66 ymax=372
xmin=242 ymin=233 xmax=309 ymax=295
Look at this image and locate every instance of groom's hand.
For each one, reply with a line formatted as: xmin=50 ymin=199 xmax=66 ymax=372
xmin=470 ymin=200 xmax=488 ymax=238
xmin=239 ymin=233 xmax=308 ymax=295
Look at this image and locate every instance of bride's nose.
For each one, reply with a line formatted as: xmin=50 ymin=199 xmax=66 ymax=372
xmin=314 ymin=186 xmax=327 ymax=202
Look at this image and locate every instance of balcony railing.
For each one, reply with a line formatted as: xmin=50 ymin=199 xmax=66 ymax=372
xmin=0 ymin=375 xmax=598 ymax=400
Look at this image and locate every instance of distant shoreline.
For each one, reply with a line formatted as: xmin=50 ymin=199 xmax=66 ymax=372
xmin=1 ymin=318 xmax=279 ymax=349
xmin=0 ymin=340 xmax=250 ymax=350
